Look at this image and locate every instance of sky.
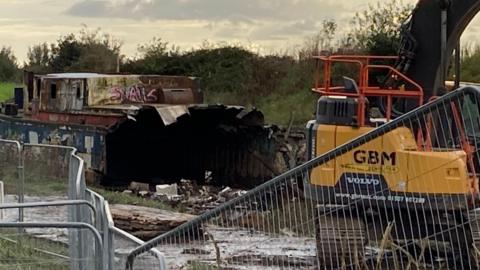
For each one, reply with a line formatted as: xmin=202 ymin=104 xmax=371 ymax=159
xmin=2 ymin=0 xmax=480 ymax=63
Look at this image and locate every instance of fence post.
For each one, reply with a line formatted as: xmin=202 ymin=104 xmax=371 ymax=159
xmin=16 ymin=143 xmax=24 ymax=222
xmin=68 ymin=154 xmax=82 ymax=270
xmin=0 ymin=181 xmax=3 ymax=220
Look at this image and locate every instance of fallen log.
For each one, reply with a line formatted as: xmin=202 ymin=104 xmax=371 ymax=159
xmin=109 ymin=204 xmax=197 ymax=240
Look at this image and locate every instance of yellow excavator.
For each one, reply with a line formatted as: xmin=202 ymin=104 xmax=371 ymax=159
xmin=305 ymin=58 xmax=480 ymax=268
xmin=304 ymin=0 xmax=480 ymax=268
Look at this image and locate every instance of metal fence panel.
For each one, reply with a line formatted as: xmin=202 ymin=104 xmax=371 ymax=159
xmin=126 ymin=86 xmax=480 ymax=269
xmin=22 ymin=144 xmax=74 ymax=199
xmin=0 ymin=139 xmax=22 ymax=221
xmin=1 ymin=135 xmax=163 ymax=269
xmin=87 ymin=190 xmax=114 ymax=269
xmin=112 ymin=228 xmax=165 ymax=270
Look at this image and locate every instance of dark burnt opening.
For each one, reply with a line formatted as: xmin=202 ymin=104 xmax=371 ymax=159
xmin=104 ymin=106 xmax=276 ymax=188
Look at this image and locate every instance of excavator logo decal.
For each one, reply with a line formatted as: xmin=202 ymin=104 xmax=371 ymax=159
xmin=353 ymin=150 xmax=396 ymax=166
xmin=346 ymin=176 xmax=380 ymax=186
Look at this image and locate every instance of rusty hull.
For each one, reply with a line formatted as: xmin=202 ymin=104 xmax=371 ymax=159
xmin=0 ymin=104 xmax=277 ymax=188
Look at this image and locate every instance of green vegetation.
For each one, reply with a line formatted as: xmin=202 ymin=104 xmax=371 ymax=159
xmin=91 ymin=187 xmax=183 ymax=211
xmin=1 ymin=175 xmax=67 ymax=197
xmin=187 ymin=262 xmax=218 ymax=270
xmin=23 ymin=176 xmax=67 ymax=196
xmin=0 ymin=161 xmax=68 ymax=196
xmin=350 ymin=0 xmax=413 ymax=55
xmin=0 ymin=82 xmax=18 ymax=102
xmin=458 ymin=45 xmax=480 ymax=82
xmin=0 ymin=229 xmax=69 ymax=270
xmin=257 ymin=88 xmax=316 ymax=126
xmin=26 ymin=27 xmax=121 ymax=73
xmin=2 ymin=166 xmax=179 ymax=211
xmin=0 ymin=47 xmax=21 ymax=83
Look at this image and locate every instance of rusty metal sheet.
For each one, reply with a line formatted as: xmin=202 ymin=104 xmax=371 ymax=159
xmin=152 ymin=105 xmax=190 ymax=126
xmin=33 ymin=112 xmax=122 ymax=127
xmin=89 ymin=104 xmax=255 ymax=126
xmin=80 ymin=104 xmax=190 ymax=126
xmin=0 ymin=114 xmax=107 ymax=173
xmin=87 ymin=104 xmax=142 ymax=113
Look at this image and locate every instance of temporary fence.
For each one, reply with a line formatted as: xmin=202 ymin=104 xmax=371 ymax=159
xmin=0 ymin=139 xmax=22 ymax=221
xmin=126 ymin=86 xmax=480 ymax=269
xmin=0 ymin=224 xmax=101 ymax=270
xmin=0 ymin=139 xmax=166 ymax=269
xmin=112 ymin=226 xmax=166 ymax=269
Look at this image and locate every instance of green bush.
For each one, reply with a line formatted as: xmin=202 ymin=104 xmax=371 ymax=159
xmin=0 ymin=82 xmax=18 ymax=102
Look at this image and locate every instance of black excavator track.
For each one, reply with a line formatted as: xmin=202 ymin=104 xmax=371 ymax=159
xmin=315 ymin=206 xmax=480 ymax=269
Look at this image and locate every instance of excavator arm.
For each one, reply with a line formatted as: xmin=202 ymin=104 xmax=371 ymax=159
xmin=402 ymin=0 xmax=480 ymax=98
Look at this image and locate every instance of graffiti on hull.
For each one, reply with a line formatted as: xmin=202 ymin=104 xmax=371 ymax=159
xmin=87 ymin=75 xmax=197 ymax=106
xmin=88 ymin=76 xmax=163 ymax=105
xmin=109 ymin=85 xmax=159 ymax=103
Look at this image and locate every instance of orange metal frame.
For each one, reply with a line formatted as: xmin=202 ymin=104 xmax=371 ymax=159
xmin=312 ymin=55 xmax=424 ymax=126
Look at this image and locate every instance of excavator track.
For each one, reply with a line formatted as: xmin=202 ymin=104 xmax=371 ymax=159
xmin=314 ymin=208 xmax=480 ymax=269
xmin=469 ymin=209 xmax=480 ymax=266
xmin=315 ymin=208 xmax=366 ymax=268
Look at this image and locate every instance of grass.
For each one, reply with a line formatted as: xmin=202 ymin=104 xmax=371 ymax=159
xmin=2 ymin=171 xmax=179 ymax=211
xmin=22 ymin=174 xmax=67 ymax=196
xmin=0 ymin=229 xmax=69 ymax=270
xmin=90 ymin=187 xmax=184 ymax=211
xmin=204 ymin=61 xmax=317 ymax=127
xmin=1 ymin=165 xmax=182 ymax=211
xmin=205 ymin=89 xmax=317 ymax=127
xmin=188 ymin=261 xmax=218 ymax=270
xmin=257 ymin=90 xmax=317 ymax=126
xmin=0 ymin=82 xmax=19 ymax=102
xmin=221 ymin=199 xmax=316 ymax=237
xmin=1 ymin=171 xmax=68 ymax=197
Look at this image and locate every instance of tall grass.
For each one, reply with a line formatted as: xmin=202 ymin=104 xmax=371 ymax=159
xmin=257 ymin=90 xmax=317 ymax=126
xmin=0 ymin=229 xmax=69 ymax=270
xmin=91 ymin=187 xmax=182 ymax=211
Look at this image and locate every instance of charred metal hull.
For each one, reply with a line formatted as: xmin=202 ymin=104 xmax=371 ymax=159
xmin=0 ymin=105 xmax=277 ymax=188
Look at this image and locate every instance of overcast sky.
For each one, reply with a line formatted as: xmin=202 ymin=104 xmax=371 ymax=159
xmin=2 ymin=0 xmax=480 ymax=62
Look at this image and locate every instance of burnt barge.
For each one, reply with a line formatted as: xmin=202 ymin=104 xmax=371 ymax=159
xmin=0 ymin=73 xmax=277 ymax=188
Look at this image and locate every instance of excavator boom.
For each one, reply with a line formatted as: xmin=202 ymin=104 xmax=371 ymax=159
xmin=401 ymin=0 xmax=480 ymax=97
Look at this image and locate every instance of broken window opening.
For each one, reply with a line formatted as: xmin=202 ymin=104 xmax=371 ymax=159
xmin=76 ymin=86 xmax=83 ymax=99
xmin=36 ymin=79 xmax=41 ymax=98
xmin=50 ymin=83 xmax=57 ymax=99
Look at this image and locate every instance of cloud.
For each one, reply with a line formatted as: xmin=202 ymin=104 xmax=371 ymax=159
xmin=66 ymin=0 xmax=348 ymax=22
xmin=65 ymin=0 xmax=359 ymax=45
xmin=249 ymin=19 xmax=320 ymax=40
xmin=67 ymin=1 xmax=109 ymax=17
